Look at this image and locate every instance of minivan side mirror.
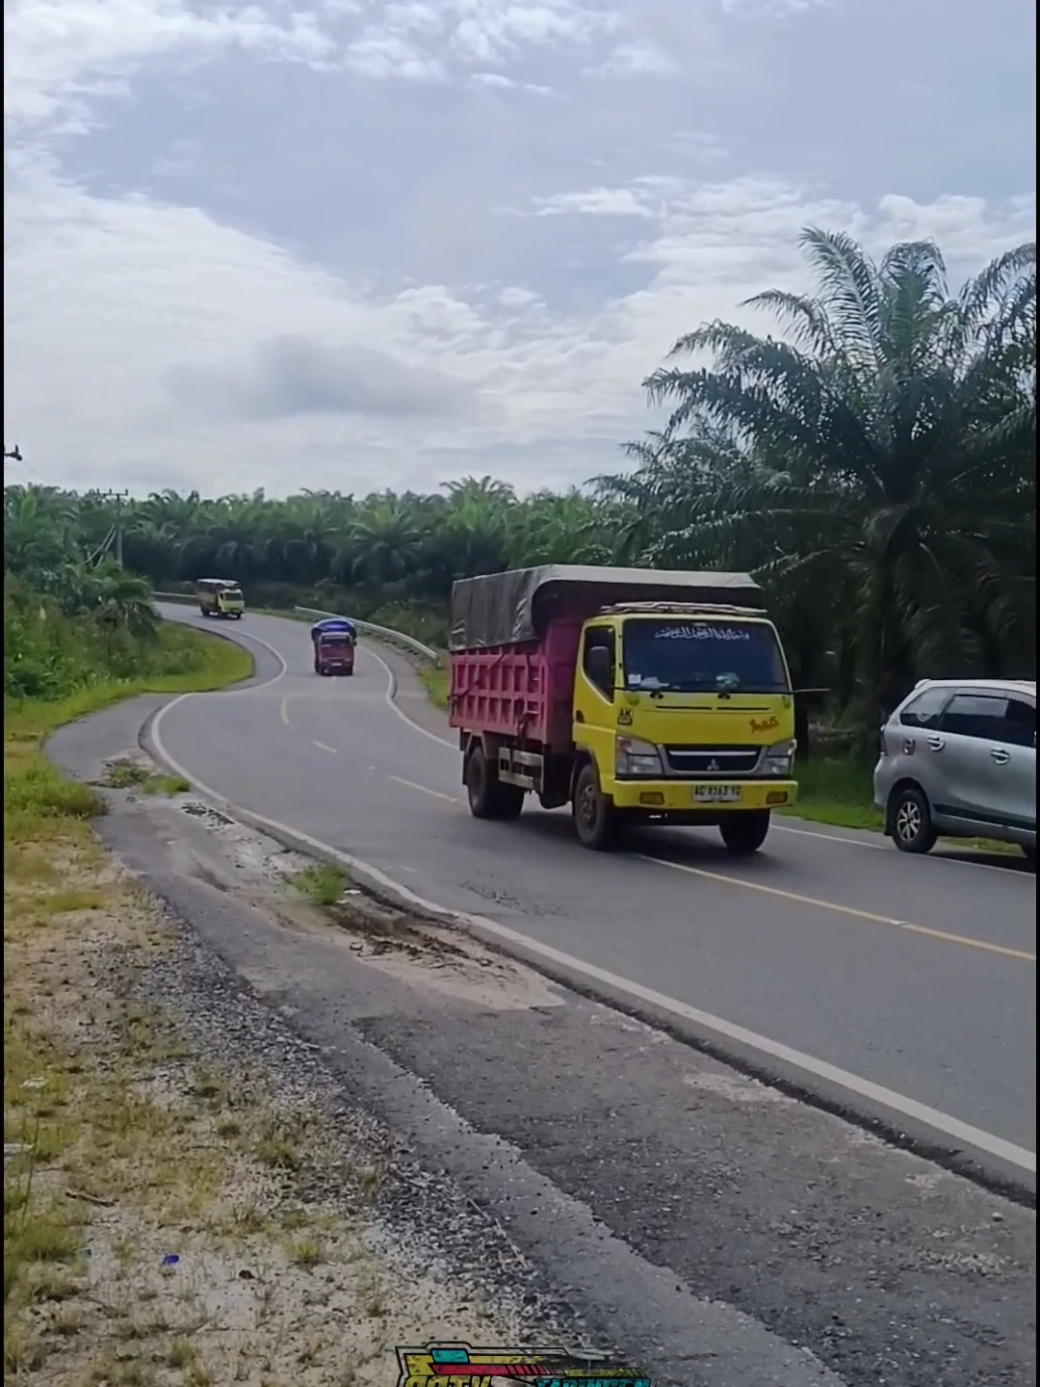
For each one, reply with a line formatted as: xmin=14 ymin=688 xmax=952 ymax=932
xmin=587 ymin=645 xmax=613 ymax=697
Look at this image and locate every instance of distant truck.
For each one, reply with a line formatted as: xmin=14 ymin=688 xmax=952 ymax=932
xmin=310 ymin=618 xmax=356 ymax=676
xmin=448 ymin=565 xmax=798 ymax=853
xmin=195 ymin=578 xmax=245 ymax=619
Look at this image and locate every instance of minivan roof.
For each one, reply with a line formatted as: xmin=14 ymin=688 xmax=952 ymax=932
xmin=912 ymin=677 xmax=1036 ymax=694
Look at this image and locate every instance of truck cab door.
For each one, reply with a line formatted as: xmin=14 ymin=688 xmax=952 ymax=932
xmin=574 ymin=626 xmax=618 ymax=781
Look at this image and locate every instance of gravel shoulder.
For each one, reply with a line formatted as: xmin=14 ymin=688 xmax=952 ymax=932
xmin=38 ymin=691 xmax=1038 ymax=1387
xmin=5 ymin=756 xmax=546 ymax=1385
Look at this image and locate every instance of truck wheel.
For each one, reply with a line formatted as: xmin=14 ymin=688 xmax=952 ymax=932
xmin=719 ymin=810 xmax=771 ymax=856
xmin=572 ymin=762 xmax=618 ymax=851
xmin=465 ymin=747 xmax=524 ymax=821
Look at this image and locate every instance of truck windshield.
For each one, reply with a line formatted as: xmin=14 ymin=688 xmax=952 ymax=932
xmin=622 ymin=619 xmax=789 ymax=694
xmin=321 ymin=634 xmax=350 ymax=647
xmin=223 ymin=589 xmax=243 ymax=601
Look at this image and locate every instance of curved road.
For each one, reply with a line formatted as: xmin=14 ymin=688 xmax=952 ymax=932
xmin=154 ymin=607 xmax=1036 ymax=1179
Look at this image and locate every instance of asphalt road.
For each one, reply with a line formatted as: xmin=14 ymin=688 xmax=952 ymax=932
xmin=154 ymin=607 xmax=1036 ymax=1175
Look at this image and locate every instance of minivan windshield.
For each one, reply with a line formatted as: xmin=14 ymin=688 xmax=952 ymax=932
xmin=622 ymin=619 xmax=789 ymax=694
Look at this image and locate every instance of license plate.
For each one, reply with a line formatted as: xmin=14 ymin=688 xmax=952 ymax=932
xmin=693 ymin=785 xmax=742 ymax=803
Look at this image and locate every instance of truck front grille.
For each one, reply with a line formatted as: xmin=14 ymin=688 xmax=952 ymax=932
xmin=663 ymin=745 xmax=762 ymax=776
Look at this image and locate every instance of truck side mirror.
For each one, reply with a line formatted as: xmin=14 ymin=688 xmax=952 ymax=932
xmin=587 ymin=645 xmax=614 ymax=697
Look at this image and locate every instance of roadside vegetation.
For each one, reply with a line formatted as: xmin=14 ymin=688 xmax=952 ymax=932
xmin=5 ymin=230 xmax=1035 ymax=833
xmin=4 ymin=587 xmax=509 ymax=1381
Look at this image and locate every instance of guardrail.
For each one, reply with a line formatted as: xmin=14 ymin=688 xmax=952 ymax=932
xmin=293 ymin=606 xmax=440 ymax=663
xmin=153 ymin=592 xmax=442 ymax=663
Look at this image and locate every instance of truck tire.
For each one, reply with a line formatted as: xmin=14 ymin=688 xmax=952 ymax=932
xmin=465 ymin=746 xmax=524 ymax=821
xmin=572 ymin=762 xmax=619 ymax=851
xmin=719 ymin=810 xmax=771 ymax=856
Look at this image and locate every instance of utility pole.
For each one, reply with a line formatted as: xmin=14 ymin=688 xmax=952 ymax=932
xmin=98 ymin=490 xmax=130 ymax=566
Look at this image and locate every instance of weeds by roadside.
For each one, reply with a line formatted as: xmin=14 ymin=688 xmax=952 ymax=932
xmin=4 ymin=622 xmax=516 ymax=1383
xmin=418 ymin=662 xmax=449 ymax=712
xmin=292 ymin=862 xmax=350 ymax=907
xmin=777 ymin=757 xmax=881 ymax=831
xmin=97 ymin=758 xmax=192 ymax=798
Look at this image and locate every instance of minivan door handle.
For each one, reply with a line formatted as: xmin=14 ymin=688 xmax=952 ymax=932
xmin=990 ymin=748 xmax=1010 ymax=765
xmin=927 ymin=735 xmax=945 ymax=752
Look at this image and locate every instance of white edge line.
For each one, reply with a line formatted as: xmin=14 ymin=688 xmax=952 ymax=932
xmin=774 ymin=819 xmax=1035 ymax=877
xmin=149 ymin=680 xmax=1035 ymax=1180
xmin=361 ymin=643 xmax=457 ymax=750
xmin=159 ymin=607 xmax=290 ymax=694
xmin=389 ymin=774 xmax=460 ymax=804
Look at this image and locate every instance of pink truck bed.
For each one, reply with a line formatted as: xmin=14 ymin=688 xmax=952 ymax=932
xmin=449 ymin=618 xmax=583 ymax=751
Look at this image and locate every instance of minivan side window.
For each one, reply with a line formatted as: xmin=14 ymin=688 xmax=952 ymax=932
xmin=940 ymin=693 xmax=1014 ymax=741
xmin=996 ymin=697 xmax=1036 ymax=749
xmin=899 ymin=688 xmax=950 ymax=727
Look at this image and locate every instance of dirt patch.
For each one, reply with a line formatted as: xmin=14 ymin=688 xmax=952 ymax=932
xmin=155 ymin=794 xmax=566 ymax=1013
xmin=5 ymin=809 xmax=527 ymax=1384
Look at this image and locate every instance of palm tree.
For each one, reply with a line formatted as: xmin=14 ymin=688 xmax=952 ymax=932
xmin=621 ymin=229 xmax=1036 ymax=724
xmin=89 ymin=560 xmax=160 ymax=641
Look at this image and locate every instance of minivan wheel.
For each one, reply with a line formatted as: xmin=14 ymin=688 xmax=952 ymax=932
xmin=890 ymin=785 xmax=937 ymax=854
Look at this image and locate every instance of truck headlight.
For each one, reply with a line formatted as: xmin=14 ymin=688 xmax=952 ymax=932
xmin=762 ymin=740 xmax=796 ymax=777
xmin=615 ymin=736 xmax=663 ymax=778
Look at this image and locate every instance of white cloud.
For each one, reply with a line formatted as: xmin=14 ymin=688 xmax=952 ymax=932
xmin=470 ymin=71 xmax=555 ymax=94
xmin=588 ymin=39 xmax=679 ymax=77
xmin=3 ymin=0 xmax=335 ymax=135
xmin=498 ymin=286 xmax=543 ymax=308
xmin=2 ymin=0 xmax=1034 ymax=497
xmin=533 ymin=187 xmax=657 ymax=217
xmin=5 ymin=160 xmax=1033 ymax=497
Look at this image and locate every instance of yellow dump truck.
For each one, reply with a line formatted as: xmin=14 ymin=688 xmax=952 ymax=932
xmin=195 ymin=578 xmax=245 ymax=620
xmin=449 ymin=565 xmax=798 ymax=853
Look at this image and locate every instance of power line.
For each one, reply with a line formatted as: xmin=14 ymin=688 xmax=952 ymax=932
xmin=4 ymin=444 xmax=53 ymax=488
xmin=96 ymin=490 xmax=131 ymax=566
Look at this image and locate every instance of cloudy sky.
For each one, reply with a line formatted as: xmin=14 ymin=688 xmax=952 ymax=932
xmin=3 ymin=0 xmax=1036 ymax=499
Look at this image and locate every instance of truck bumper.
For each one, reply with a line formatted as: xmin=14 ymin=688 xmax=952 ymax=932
xmin=610 ymin=779 xmax=797 ymax=812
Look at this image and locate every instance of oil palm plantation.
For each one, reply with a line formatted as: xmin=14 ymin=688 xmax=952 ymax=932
xmin=616 ymin=230 xmax=1036 ymax=723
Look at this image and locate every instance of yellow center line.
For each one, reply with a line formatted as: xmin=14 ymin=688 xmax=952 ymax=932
xmin=279 ymin=697 xmax=291 ymax=726
xmin=312 ymin=740 xmax=339 ymax=755
xmin=637 ymin=854 xmax=1035 ymax=962
xmin=388 ymin=774 xmax=462 ymax=806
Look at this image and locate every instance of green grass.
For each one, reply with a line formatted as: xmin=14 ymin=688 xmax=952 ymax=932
xmin=99 ymin=760 xmax=192 ymax=797
xmin=292 ymin=862 xmax=348 ymax=906
xmin=419 ymin=662 xmax=449 ymax=711
xmin=4 ymin=625 xmax=250 ymax=843
xmin=4 ymin=621 xmax=252 ymax=1364
xmin=4 ymin=623 xmax=253 ymax=745
xmin=780 ymin=757 xmax=882 ymax=832
xmin=782 ymin=755 xmax=1021 ymax=853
